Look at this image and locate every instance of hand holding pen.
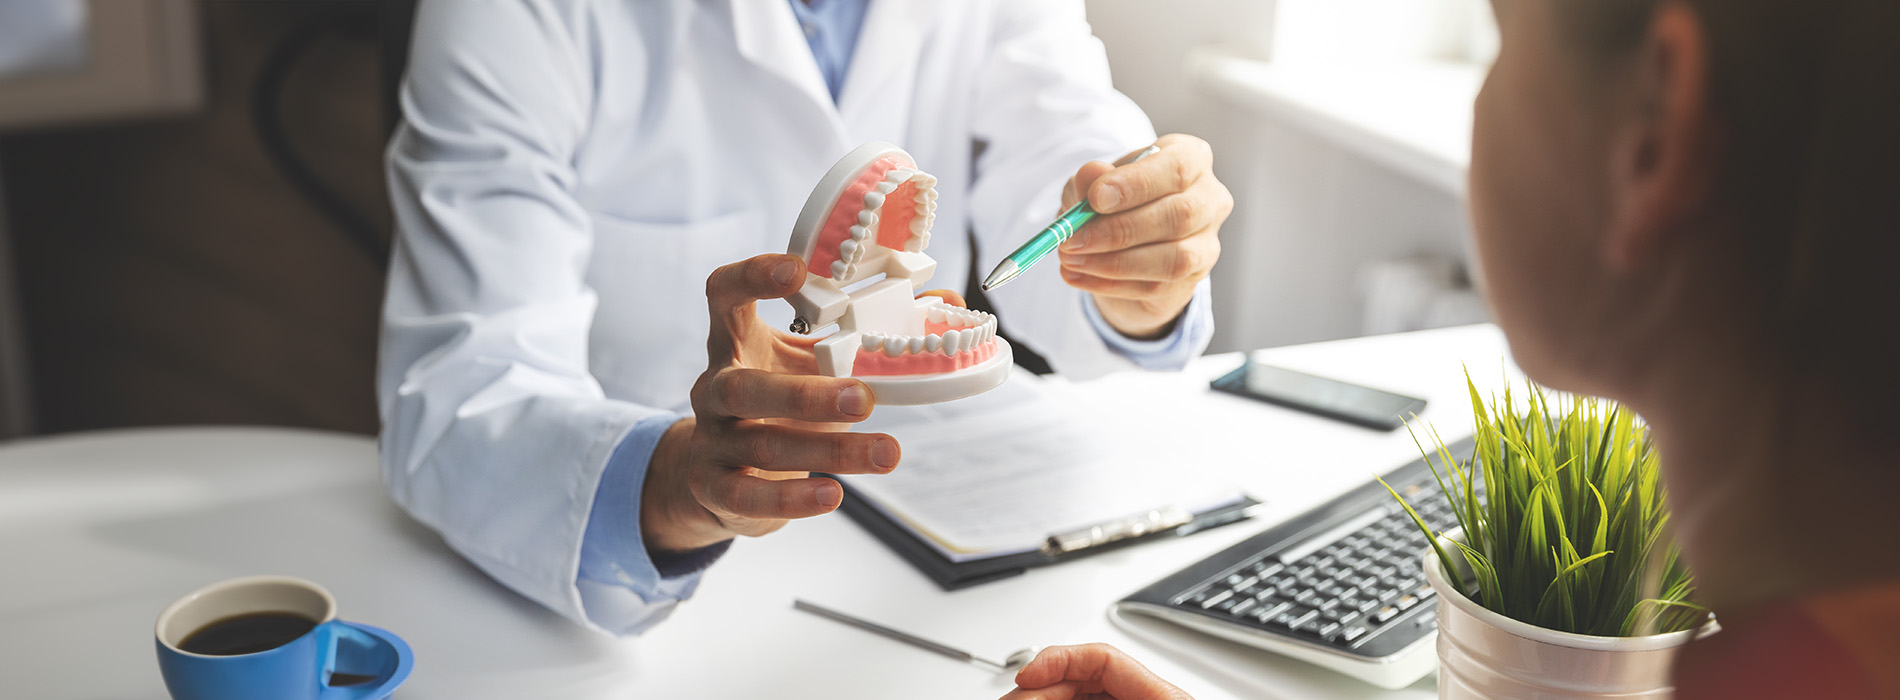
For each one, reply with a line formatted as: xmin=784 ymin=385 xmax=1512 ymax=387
xmin=984 ymin=134 xmax=1233 ymax=341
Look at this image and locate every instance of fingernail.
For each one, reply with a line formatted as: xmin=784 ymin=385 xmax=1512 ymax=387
xmin=772 ymin=260 xmax=797 ymax=286
xmin=872 ymin=438 xmax=900 ymax=470
xmin=814 ymin=480 xmax=842 ymax=510
xmin=1062 ymin=231 xmax=1090 ymax=251
xmin=1093 ymin=186 xmax=1121 ymax=212
xmin=837 ymin=385 xmax=871 ymax=416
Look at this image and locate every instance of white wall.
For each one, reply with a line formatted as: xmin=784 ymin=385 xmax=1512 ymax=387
xmin=1085 ymin=0 xmax=1486 ymax=352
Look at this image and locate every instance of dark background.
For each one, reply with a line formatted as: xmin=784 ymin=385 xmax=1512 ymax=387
xmin=3 ymin=1 xmax=402 ymax=436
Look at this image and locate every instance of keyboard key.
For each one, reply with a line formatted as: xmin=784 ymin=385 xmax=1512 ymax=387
xmin=1318 ymin=622 xmax=1343 ymax=640
xmin=1396 ymin=594 xmax=1420 ymax=610
xmin=1337 ymin=610 xmax=1363 ymax=626
xmin=1342 ymin=625 xmax=1369 ymax=642
xmin=1231 ymin=598 xmax=1259 ymax=616
xmin=1289 ymin=609 xmax=1322 ymax=629
xmin=1357 ymin=598 xmax=1382 ymax=613
xmin=1293 ymin=588 xmax=1320 ymax=605
xmin=1254 ymin=601 xmax=1293 ymax=623
xmin=1198 ymin=590 xmax=1233 ymax=610
xmin=1212 ymin=596 xmax=1243 ymax=613
xmin=1415 ymin=585 xmax=1437 ymax=600
xmin=1373 ymin=605 xmax=1401 ymax=623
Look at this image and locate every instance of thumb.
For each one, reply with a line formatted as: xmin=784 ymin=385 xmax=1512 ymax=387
xmin=1063 ymin=161 xmax=1116 ymax=211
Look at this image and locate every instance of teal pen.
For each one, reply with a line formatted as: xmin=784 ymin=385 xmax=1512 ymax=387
xmin=980 ymin=144 xmax=1163 ymax=291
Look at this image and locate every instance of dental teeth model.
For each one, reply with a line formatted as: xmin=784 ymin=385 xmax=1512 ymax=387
xmin=785 ymin=142 xmax=1012 ymax=405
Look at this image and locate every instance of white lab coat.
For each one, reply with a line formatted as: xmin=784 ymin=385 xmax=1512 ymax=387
xmin=380 ymin=0 xmax=1190 ymax=632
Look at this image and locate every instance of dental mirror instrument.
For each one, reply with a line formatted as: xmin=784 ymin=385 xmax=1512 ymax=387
xmin=980 ymin=144 xmax=1163 ymax=291
xmin=792 ymin=599 xmax=1037 ymax=674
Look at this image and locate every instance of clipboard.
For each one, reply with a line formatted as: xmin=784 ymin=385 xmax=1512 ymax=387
xmin=837 ymin=480 xmax=1263 ymax=591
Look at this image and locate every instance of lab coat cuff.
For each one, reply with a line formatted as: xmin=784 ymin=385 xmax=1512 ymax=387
xmin=578 ymin=413 xmax=720 ymax=601
xmin=1081 ymin=277 xmax=1214 ymax=370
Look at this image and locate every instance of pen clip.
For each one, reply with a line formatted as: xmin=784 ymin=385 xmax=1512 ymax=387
xmin=1041 ymin=506 xmax=1195 ymax=557
xmin=1113 ymin=144 xmax=1163 ymax=168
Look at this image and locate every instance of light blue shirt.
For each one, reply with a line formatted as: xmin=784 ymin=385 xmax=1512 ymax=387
xmin=573 ymin=0 xmax=1211 ymax=633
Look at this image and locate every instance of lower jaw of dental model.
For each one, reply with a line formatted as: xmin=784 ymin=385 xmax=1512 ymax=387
xmin=784 ymin=142 xmax=1013 ymax=406
xmin=850 ymin=306 xmax=1002 ymax=377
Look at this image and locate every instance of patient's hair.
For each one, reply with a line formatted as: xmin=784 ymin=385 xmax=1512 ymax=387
xmin=1560 ymin=0 xmax=1900 ymax=434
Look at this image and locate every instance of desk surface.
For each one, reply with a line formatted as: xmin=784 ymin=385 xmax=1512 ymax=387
xmin=0 ymin=324 xmax=1513 ymax=699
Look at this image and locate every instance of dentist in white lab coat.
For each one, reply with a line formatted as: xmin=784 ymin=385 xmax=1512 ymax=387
xmin=380 ymin=0 xmax=1232 ymax=636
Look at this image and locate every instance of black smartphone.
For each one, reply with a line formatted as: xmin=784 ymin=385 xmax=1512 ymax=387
xmin=1211 ymin=359 xmax=1428 ymax=431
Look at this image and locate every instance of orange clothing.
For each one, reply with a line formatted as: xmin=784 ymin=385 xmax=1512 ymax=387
xmin=1675 ymin=580 xmax=1900 ymax=699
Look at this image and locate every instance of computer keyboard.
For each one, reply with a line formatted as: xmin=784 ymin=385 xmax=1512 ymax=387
xmin=1114 ymin=438 xmax=1478 ymax=690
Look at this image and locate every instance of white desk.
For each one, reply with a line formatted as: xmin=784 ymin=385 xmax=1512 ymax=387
xmin=0 ymin=325 xmax=1513 ymax=699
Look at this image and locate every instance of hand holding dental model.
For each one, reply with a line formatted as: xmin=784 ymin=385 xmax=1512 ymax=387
xmin=641 ymin=143 xmax=998 ymax=553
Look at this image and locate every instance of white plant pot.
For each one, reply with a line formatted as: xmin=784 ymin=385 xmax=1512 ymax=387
xmin=1423 ymin=546 xmax=1715 ymax=699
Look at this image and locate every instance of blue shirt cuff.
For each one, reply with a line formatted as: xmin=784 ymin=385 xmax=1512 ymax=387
xmin=1082 ymin=278 xmax=1214 ymax=370
xmin=578 ymin=414 xmax=726 ymax=598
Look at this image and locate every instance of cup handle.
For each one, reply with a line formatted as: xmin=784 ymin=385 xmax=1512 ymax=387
xmin=317 ymin=620 xmax=414 ymax=700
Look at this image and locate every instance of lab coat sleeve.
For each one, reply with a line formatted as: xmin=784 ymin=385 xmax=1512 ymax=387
xmin=966 ymin=0 xmax=1215 ymax=378
xmin=379 ymin=0 xmax=692 ymax=635
xmin=1082 ymin=278 xmax=1214 ymax=370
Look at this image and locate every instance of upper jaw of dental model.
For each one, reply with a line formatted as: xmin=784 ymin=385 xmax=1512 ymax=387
xmin=857 ymin=305 xmax=997 ymax=358
xmin=830 ymin=166 xmax=939 ymax=282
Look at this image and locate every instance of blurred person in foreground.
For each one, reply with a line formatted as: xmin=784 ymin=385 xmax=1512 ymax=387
xmin=1007 ymin=1 xmax=1900 ymax=698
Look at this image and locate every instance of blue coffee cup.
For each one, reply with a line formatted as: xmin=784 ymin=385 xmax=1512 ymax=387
xmin=155 ymin=575 xmax=412 ymax=700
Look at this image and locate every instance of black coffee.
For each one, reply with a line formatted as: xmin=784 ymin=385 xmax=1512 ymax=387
xmin=177 ymin=611 xmax=318 ymax=656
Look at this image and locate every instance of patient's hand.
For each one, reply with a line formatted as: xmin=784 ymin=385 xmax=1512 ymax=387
xmin=640 ymin=254 xmax=902 ymax=553
xmin=1001 ymin=644 xmax=1195 ymax=700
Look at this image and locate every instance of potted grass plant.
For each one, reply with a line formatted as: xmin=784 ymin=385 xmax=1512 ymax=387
xmin=1383 ymin=377 xmax=1713 ymax=699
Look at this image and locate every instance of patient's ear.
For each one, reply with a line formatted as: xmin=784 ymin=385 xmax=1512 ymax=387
xmin=1605 ymin=5 xmax=1719 ymax=270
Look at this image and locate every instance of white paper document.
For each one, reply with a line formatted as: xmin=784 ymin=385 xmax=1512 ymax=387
xmin=843 ymin=371 xmax=1247 ymax=562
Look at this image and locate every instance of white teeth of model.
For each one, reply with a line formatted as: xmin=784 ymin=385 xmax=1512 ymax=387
xmin=876 ymin=181 xmax=898 ymax=195
xmin=944 ymin=330 xmax=964 ymax=356
xmin=863 ymin=191 xmax=885 ymax=209
xmin=849 ymin=224 xmax=868 ymax=241
xmin=918 ymin=174 xmax=938 ymax=188
xmin=908 ymin=336 xmax=925 ymax=353
xmin=888 ymin=169 xmax=913 ymax=182
xmin=924 ymin=212 xmax=937 ymax=228
xmin=926 ymin=306 xmax=945 ymax=323
xmin=831 ymin=260 xmax=848 ymax=278
xmin=884 ymin=336 xmax=905 ymax=357
xmin=840 ymin=239 xmax=859 ymax=259
xmin=925 ymin=334 xmax=942 ymax=352
xmin=909 ymin=217 xmax=928 ymax=235
xmin=861 ymin=333 xmax=881 ymax=351
xmin=925 ymin=188 xmax=939 ymax=202
xmin=858 ymin=210 xmax=876 ymax=226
